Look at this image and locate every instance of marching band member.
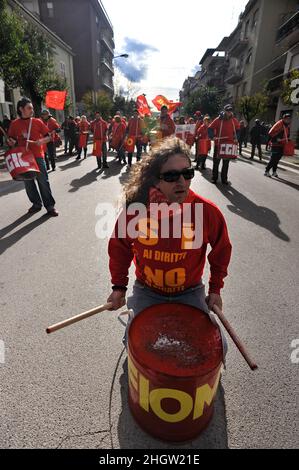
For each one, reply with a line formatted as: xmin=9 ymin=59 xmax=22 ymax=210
xmin=7 ymin=97 xmax=58 ymax=216
xmin=126 ymin=109 xmax=144 ymax=167
xmin=106 ymin=137 xmax=232 ymax=345
xmin=76 ymin=115 xmax=90 ymax=160
xmin=40 ymin=109 xmax=61 ymax=171
xmin=159 ymin=105 xmax=176 ymax=139
xmin=195 ymin=115 xmax=211 ymax=170
xmin=209 ymin=104 xmax=240 ymax=185
xmin=90 ymin=111 xmax=109 ymax=169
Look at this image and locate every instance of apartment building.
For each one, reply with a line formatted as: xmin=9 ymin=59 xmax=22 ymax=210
xmin=19 ymin=0 xmax=115 ymax=104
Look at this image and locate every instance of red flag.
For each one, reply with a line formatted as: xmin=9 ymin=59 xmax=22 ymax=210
xmin=45 ymin=90 xmax=67 ymax=110
xmin=152 ymin=95 xmax=182 ymax=114
xmin=136 ymin=95 xmax=152 ymax=117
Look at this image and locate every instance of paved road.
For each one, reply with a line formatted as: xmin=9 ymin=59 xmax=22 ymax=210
xmin=1 ymin=146 xmax=298 ymax=449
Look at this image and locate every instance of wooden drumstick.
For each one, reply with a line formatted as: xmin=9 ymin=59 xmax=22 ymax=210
xmin=212 ymin=305 xmax=258 ymax=371
xmin=46 ymin=302 xmax=113 ymax=334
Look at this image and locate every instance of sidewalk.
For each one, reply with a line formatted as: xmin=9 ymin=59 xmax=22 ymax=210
xmin=241 ymin=145 xmax=299 ymax=171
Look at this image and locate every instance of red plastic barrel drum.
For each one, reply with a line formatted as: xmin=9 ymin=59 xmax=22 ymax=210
xmin=283 ymin=141 xmax=295 ymax=157
xmin=198 ymin=139 xmax=211 ymax=155
xmin=5 ymin=146 xmax=40 ymax=181
xmin=128 ymin=303 xmax=223 ymax=442
xmin=218 ymin=141 xmax=238 ymax=159
xmin=92 ymin=139 xmax=103 ymax=157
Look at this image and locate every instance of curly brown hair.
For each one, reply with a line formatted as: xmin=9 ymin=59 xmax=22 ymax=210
xmin=123 ymin=137 xmax=192 ymax=206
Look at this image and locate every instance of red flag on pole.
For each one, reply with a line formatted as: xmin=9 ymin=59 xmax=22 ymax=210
xmin=45 ymin=90 xmax=67 ymax=110
xmin=152 ymin=95 xmax=182 ymax=114
xmin=136 ymin=95 xmax=152 ymax=117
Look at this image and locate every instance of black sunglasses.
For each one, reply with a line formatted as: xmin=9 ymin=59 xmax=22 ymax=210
xmin=159 ymin=168 xmax=195 ymax=183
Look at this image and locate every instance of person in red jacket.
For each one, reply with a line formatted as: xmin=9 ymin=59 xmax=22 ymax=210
xmin=126 ymin=109 xmax=144 ymax=167
xmin=195 ymin=115 xmax=211 ymax=170
xmin=107 ymin=136 xmax=232 ymax=344
xmin=7 ymin=97 xmax=58 ymax=216
xmin=40 ymin=109 xmax=61 ymax=171
xmin=159 ymin=105 xmax=176 ymax=138
xmin=111 ymin=115 xmax=127 ymax=164
xmin=265 ymin=113 xmax=291 ymax=178
xmin=209 ymin=104 xmax=240 ymax=185
xmin=90 ymin=111 xmax=109 ymax=169
xmin=76 ymin=115 xmax=90 ymax=160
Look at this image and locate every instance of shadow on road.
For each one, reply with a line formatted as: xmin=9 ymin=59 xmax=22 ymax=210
xmin=0 ymin=179 xmax=24 ymax=196
xmin=217 ymin=184 xmax=290 ymax=242
xmin=0 ymin=214 xmax=50 ymax=255
xmin=273 ymin=176 xmax=299 ymax=192
xmin=0 ymin=212 xmax=35 ymax=238
xmin=68 ymin=169 xmax=100 ymax=192
xmin=59 ymin=159 xmax=82 ymax=171
xmin=117 ymin=359 xmax=229 ymax=449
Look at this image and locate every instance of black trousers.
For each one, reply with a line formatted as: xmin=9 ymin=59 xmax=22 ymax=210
xmin=196 ymin=155 xmax=207 ymax=168
xmin=69 ymin=137 xmax=77 ymax=156
xmin=213 ymin=158 xmax=230 ymax=182
xmin=45 ymin=142 xmax=56 ymax=170
xmin=128 ymin=142 xmax=143 ymax=165
xmin=64 ymin=135 xmax=70 ymax=153
xmin=77 ymin=147 xmax=87 ymax=158
xmin=117 ymin=146 xmax=126 ymax=163
xmin=265 ymin=147 xmax=283 ymax=173
xmin=96 ymin=142 xmax=108 ymax=168
xmin=251 ymin=142 xmax=262 ymax=159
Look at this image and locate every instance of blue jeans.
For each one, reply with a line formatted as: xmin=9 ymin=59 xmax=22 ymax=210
xmin=124 ymin=281 xmax=228 ymax=359
xmin=24 ymin=157 xmax=56 ymax=210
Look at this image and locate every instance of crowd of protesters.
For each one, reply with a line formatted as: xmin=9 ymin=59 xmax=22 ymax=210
xmin=0 ymin=95 xmax=294 ymax=217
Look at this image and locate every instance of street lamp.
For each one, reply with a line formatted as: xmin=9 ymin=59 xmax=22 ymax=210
xmin=113 ymin=54 xmax=129 ymax=59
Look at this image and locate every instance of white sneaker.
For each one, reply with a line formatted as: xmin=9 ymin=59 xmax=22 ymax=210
xmin=264 ymin=171 xmax=271 ymax=177
xmin=272 ymin=172 xmax=278 ymax=178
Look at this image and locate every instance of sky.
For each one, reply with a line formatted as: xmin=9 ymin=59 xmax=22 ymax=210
xmin=104 ymin=0 xmax=249 ymax=103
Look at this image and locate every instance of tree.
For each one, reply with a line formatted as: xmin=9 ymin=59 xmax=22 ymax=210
xmin=111 ymin=94 xmax=136 ymax=118
xmin=0 ymin=1 xmax=68 ymax=114
xmin=183 ymin=86 xmax=223 ymax=118
xmin=81 ymin=90 xmax=113 ymax=119
xmin=236 ymin=92 xmax=269 ymax=125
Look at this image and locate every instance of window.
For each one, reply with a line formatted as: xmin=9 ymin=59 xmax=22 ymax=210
xmin=60 ymin=62 xmax=66 ymax=78
xmin=242 ymin=82 xmax=247 ymax=95
xmin=246 ymin=49 xmax=253 ymax=64
xmin=244 ymin=20 xmax=250 ymax=38
xmin=46 ymin=2 xmax=54 ymax=18
xmin=96 ymin=40 xmax=100 ymax=54
xmin=97 ymin=67 xmax=100 ymax=77
xmin=252 ymin=9 xmax=259 ymax=30
xmin=96 ymin=16 xmax=99 ymax=24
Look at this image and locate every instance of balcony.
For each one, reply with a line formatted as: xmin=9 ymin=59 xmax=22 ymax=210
xmin=225 ymin=66 xmax=244 ymax=84
xmin=276 ymin=10 xmax=299 ymax=45
xmin=101 ymin=58 xmax=114 ymax=74
xmin=100 ymin=33 xmax=114 ymax=54
xmin=266 ymin=75 xmax=284 ymax=96
xmin=228 ymin=35 xmax=249 ymax=57
xmin=102 ymin=80 xmax=114 ymax=92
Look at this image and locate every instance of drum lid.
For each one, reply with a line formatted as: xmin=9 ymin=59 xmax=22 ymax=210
xmin=129 ymin=303 xmax=223 ymax=378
